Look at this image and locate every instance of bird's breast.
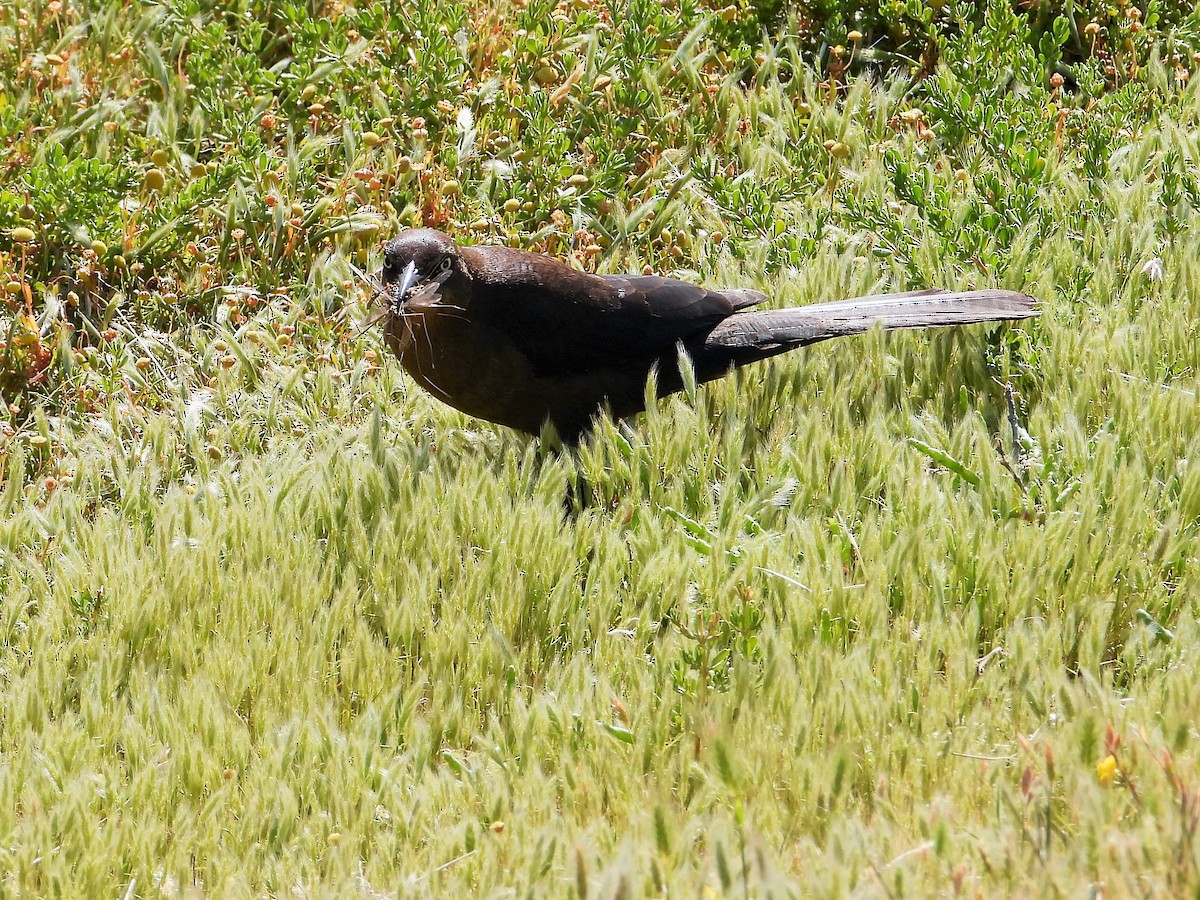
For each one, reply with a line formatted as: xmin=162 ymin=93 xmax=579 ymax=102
xmin=383 ymin=304 xmax=550 ymax=433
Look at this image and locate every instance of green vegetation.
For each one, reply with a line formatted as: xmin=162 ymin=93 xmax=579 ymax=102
xmin=4 ymin=0 xmax=1200 ymax=894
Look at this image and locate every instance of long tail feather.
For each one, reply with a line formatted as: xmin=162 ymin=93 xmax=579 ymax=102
xmin=704 ymin=289 xmax=1037 ymax=351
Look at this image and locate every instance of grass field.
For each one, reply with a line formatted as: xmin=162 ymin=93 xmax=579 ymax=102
xmin=4 ymin=0 xmax=1200 ymax=895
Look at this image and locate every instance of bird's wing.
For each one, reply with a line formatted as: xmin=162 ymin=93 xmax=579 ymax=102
xmin=467 ymin=255 xmax=766 ymax=376
xmin=604 ymin=275 xmax=765 ymax=319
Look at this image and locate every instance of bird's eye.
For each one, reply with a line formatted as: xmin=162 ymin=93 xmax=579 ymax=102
xmin=382 ymin=257 xmax=396 ymax=276
xmin=437 ymin=255 xmax=453 ymax=275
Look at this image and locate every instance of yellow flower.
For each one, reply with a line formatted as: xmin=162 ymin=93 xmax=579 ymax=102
xmin=1096 ymin=754 xmax=1118 ymax=786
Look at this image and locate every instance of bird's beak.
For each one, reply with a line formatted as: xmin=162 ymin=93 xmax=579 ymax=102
xmin=393 ymin=260 xmax=419 ymax=301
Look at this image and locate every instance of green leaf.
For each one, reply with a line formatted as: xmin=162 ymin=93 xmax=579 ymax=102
xmin=598 ymin=721 xmax=635 ymax=744
xmin=1137 ymin=609 xmax=1175 ymax=643
xmin=661 ymin=505 xmax=717 ymax=542
xmin=1052 ymin=15 xmax=1070 ymax=47
xmin=907 ymin=438 xmax=982 ymax=486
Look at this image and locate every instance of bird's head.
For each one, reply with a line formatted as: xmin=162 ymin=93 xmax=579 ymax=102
xmin=378 ymin=229 xmax=467 ymax=312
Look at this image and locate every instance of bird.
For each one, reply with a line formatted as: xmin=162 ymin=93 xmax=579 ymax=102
xmin=370 ymin=228 xmax=1038 ymax=442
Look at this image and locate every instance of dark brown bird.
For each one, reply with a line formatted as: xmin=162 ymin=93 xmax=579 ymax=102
xmin=373 ymin=229 xmax=1037 ymax=441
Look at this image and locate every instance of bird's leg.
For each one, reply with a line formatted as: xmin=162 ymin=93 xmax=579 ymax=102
xmin=562 ymin=469 xmax=589 ymax=518
xmin=528 ymin=420 xmax=590 ymax=517
xmin=535 ymin=425 xmax=605 ymax=518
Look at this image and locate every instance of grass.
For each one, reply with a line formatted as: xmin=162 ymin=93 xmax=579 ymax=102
xmin=4 ymin=0 xmax=1200 ymax=895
